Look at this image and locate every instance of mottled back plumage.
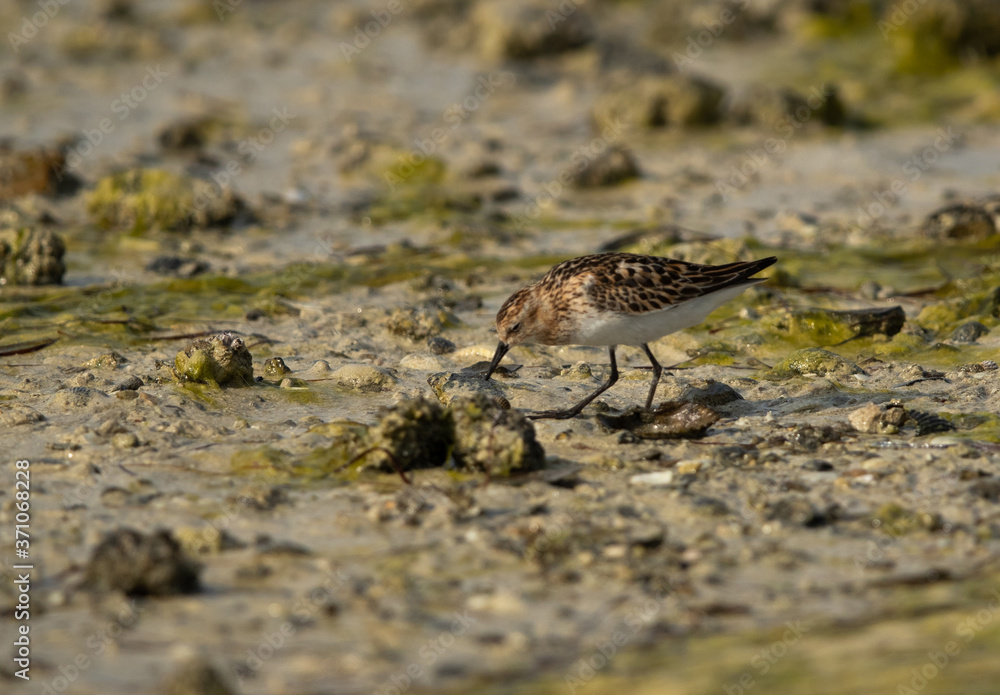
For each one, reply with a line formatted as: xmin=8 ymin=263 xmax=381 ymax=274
xmin=485 ymin=252 xmax=777 ymax=419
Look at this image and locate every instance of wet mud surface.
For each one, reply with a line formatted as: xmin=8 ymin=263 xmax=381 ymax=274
xmin=2 ymin=1 xmax=1000 ymax=693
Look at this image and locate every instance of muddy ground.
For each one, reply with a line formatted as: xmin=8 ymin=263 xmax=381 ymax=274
xmin=2 ymin=1 xmax=1000 ymax=694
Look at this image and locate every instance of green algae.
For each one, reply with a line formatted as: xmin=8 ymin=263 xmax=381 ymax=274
xmin=771 ymin=348 xmax=861 ymax=378
xmin=174 ymin=333 xmax=254 ymax=387
xmin=86 ymin=168 xmax=243 ymax=234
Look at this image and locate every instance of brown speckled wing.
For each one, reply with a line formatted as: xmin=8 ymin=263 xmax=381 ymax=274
xmin=540 ymin=253 xmax=776 ymax=315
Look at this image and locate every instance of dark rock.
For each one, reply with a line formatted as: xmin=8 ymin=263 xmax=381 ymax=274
xmin=921 ymin=203 xmax=995 ymax=241
xmin=427 ymin=336 xmax=457 ymax=355
xmin=0 ymin=144 xmax=78 ymax=199
xmin=801 ymin=459 xmax=833 ymax=472
xmin=950 ymin=321 xmax=988 ymax=343
xmin=146 ymin=256 xmax=210 ymax=277
xmin=366 ymin=397 xmax=455 ymax=472
xmin=597 ymin=401 xmax=720 ymax=440
xmin=908 ymin=410 xmax=956 ymax=436
xmin=83 ymin=528 xmax=200 ymax=596
xmin=161 ymin=657 xmax=235 ymax=695
xmin=474 ymin=0 xmax=594 ymax=61
xmin=112 ymin=375 xmax=143 ymax=392
xmin=764 ymin=496 xmax=829 ymax=527
xmin=593 ymin=74 xmax=726 ymax=130
xmin=571 ymin=144 xmax=640 ymax=188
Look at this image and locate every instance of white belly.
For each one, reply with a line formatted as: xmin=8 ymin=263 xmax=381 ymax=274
xmin=571 ymin=284 xmax=753 ymax=346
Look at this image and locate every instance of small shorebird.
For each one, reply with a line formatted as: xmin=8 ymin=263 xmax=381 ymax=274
xmin=483 ymin=252 xmax=776 ymax=419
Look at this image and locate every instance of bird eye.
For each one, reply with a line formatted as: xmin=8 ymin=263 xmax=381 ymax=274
xmin=510 ymin=322 xmax=521 ymax=333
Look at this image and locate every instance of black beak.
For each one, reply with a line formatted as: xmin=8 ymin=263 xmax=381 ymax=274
xmin=484 ymin=341 xmax=510 ymax=381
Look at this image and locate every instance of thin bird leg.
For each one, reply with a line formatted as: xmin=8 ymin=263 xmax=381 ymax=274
xmin=641 ymin=343 xmax=663 ymax=410
xmin=528 ymin=347 xmax=619 ymax=420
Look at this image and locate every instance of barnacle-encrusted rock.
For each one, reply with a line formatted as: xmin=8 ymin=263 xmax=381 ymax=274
xmin=365 ymin=397 xmax=455 ymax=472
xmin=175 ymin=333 xmax=254 ymax=387
xmin=772 ymin=347 xmax=862 ymax=377
xmin=598 ymin=401 xmax=720 ymax=440
xmin=0 ymin=227 xmax=66 ymax=285
xmin=331 ymin=364 xmax=396 ymax=392
xmin=848 ymin=402 xmax=908 ymax=434
xmin=87 ymin=168 xmax=247 ymax=233
xmin=451 ymin=393 xmax=545 ymax=476
xmin=83 ymin=528 xmax=200 ymax=596
xmin=263 ymin=357 xmax=291 ymax=380
xmin=571 ymin=144 xmax=640 ymax=188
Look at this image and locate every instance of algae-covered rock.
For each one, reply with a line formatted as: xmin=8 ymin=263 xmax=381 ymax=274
xmin=571 ymin=144 xmax=640 ymax=188
xmin=916 ymin=287 xmax=1000 ymax=332
xmin=473 ymin=0 xmax=593 ymax=61
xmin=451 ymin=393 xmax=545 ymax=476
xmin=888 ymin=0 xmax=1000 ymax=72
xmin=365 ymin=397 xmax=455 ymax=472
xmin=175 ymin=332 xmax=254 ymax=387
xmin=772 ymin=347 xmax=861 ymax=377
xmin=331 ymin=364 xmax=396 ymax=392
xmin=597 ymin=401 xmax=721 ymax=440
xmin=764 ymin=306 xmax=905 ymax=344
xmin=0 ymin=227 xmax=65 ymax=285
xmin=592 ymin=74 xmax=725 ymax=131
xmin=87 ymin=168 xmax=247 ymax=233
xmin=83 ymin=528 xmax=201 ymax=596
